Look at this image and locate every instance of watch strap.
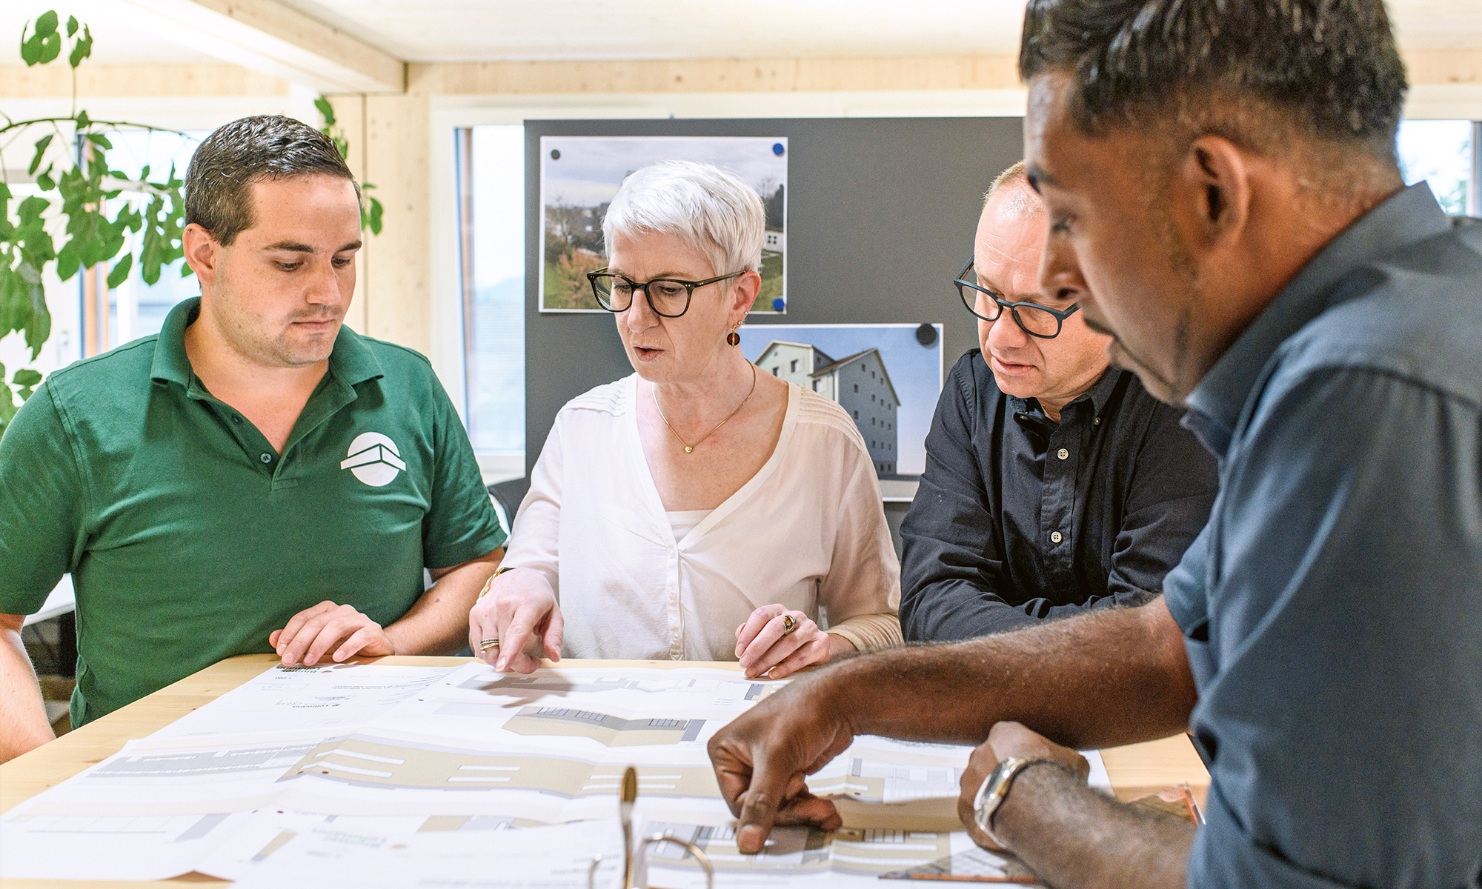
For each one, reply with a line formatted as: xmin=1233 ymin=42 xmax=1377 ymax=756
xmin=972 ymin=755 xmax=1054 ymax=848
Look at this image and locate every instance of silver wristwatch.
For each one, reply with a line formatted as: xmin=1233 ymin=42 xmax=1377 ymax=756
xmin=971 ymin=756 xmax=1050 ymax=847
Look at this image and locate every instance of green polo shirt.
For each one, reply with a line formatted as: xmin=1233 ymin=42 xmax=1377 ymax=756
xmin=0 ymin=298 xmax=505 ymax=725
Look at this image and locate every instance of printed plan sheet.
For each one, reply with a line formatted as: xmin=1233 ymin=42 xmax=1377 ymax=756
xmin=1 ymin=663 xmax=1109 ymax=885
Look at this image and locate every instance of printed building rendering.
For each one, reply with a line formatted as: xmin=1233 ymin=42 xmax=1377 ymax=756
xmin=755 ymin=340 xmax=901 ymax=474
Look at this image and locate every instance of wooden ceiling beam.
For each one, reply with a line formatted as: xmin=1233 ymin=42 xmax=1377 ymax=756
xmin=113 ymin=0 xmax=405 ymax=94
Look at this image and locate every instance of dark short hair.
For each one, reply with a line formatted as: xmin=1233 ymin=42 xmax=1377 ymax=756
xmin=185 ymin=114 xmax=357 ymax=246
xmin=1018 ymin=0 xmax=1407 ymax=161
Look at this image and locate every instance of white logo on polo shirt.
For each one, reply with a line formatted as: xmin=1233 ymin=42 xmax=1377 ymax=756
xmin=340 ymin=432 xmax=406 ymax=487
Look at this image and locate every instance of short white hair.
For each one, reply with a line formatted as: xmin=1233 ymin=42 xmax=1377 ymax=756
xmin=602 ymin=160 xmax=765 ymax=276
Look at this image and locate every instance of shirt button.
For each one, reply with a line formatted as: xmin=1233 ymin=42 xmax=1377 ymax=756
xmin=1057 ymin=448 xmax=1070 ymax=460
xmin=260 ymin=453 xmax=273 ymax=464
xmin=1050 ymin=531 xmax=1064 ymax=544
xmin=232 ymin=415 xmax=243 ymax=425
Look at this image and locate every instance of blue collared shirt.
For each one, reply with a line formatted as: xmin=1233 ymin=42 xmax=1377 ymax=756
xmin=1164 ymin=184 xmax=1482 ymax=888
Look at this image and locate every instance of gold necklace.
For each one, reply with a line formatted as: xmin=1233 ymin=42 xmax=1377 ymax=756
xmin=652 ymin=363 xmax=758 ymax=454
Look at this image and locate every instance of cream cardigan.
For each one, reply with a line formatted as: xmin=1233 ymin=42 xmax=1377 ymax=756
xmin=503 ymin=374 xmax=902 ymax=661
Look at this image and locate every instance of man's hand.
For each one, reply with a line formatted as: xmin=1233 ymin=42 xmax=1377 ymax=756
xmin=467 ymin=568 xmax=562 ymax=674
xmin=734 ymin=604 xmax=841 ymax=679
xmin=269 ymin=601 xmax=395 ymax=666
xmin=957 ymin=721 xmax=1089 ymax=851
xmin=707 ymin=674 xmax=857 ymax=854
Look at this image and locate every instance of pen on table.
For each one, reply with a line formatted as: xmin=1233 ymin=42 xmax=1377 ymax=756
xmin=621 ymin=765 xmax=638 ymax=889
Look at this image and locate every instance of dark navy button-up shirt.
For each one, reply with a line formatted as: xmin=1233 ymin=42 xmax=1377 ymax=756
xmin=899 ymin=353 xmax=1217 ymax=641
xmin=1164 ymin=184 xmax=1482 ymax=888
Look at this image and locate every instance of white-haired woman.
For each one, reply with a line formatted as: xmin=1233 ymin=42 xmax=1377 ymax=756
xmin=470 ymin=160 xmax=900 ymax=678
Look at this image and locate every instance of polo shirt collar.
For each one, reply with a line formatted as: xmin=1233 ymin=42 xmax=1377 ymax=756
xmin=149 ymin=296 xmax=385 ymax=389
xmin=150 ymin=297 xmax=200 ymax=388
xmin=1183 ymin=183 xmax=1449 ymax=456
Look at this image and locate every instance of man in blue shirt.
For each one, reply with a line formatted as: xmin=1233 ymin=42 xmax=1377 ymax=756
xmin=900 ymin=163 xmax=1215 ymax=641
xmin=706 ymin=1 xmax=1482 ymax=886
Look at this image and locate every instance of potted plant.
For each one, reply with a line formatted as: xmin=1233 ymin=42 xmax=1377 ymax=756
xmin=0 ymin=10 xmax=380 ymax=431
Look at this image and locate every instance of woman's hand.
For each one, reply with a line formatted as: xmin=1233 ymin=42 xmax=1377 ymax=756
xmin=734 ymin=604 xmax=843 ymax=679
xmin=467 ymin=569 xmax=564 ymax=674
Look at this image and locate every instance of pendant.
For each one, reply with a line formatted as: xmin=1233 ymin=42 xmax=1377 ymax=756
xmin=684 ymin=445 xmax=694 ymax=453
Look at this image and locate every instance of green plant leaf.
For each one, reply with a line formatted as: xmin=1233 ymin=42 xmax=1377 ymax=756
xmin=68 ymin=25 xmax=93 ymax=68
xmin=56 ymin=242 xmax=81 ymax=281
xmin=17 ymin=195 xmax=49 ymax=226
xmin=75 ymin=109 xmax=91 ymax=131
xmin=0 ymin=267 xmax=22 ymax=335
xmin=87 ymin=132 xmax=112 ymax=151
xmin=314 ymin=95 xmax=336 ymax=125
xmin=34 ymin=10 xmax=58 ymax=38
xmin=106 ymin=253 xmax=132 ymax=288
xmin=28 ymin=134 xmax=53 ymax=175
xmin=24 ymin=286 xmax=51 ymax=358
xmin=66 ymin=15 xmax=78 ymax=37
xmin=365 ymin=196 xmax=384 ymax=235
xmin=39 ymin=31 xmax=62 ymax=64
xmin=13 ymin=369 xmax=42 ymax=387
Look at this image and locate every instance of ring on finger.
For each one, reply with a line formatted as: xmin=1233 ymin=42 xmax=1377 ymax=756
xmin=479 ymin=637 xmax=500 ymax=651
xmin=781 ymin=613 xmax=799 ymax=635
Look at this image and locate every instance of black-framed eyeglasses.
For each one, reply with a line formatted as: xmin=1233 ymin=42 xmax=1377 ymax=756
xmin=586 ymin=268 xmax=745 ymax=318
xmin=954 ymin=259 xmax=1080 ymax=339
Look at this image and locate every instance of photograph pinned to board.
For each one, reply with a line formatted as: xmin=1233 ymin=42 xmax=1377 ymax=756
xmin=738 ymin=323 xmax=944 ymax=480
xmin=539 ymin=135 xmax=788 ymax=314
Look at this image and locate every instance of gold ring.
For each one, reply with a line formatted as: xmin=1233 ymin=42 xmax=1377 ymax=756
xmin=781 ymin=614 xmax=799 ymax=635
xmin=479 ymin=638 xmax=500 ymax=651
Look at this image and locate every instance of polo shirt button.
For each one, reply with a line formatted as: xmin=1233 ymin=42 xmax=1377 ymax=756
xmin=260 ymin=453 xmax=273 ymax=464
xmin=232 ymin=414 xmax=243 ymax=424
xmin=1057 ymin=448 xmax=1069 ymax=460
xmin=1050 ymin=530 xmax=1064 ymax=544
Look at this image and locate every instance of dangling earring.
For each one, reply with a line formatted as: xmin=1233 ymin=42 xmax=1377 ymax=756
xmin=726 ymin=324 xmax=741 ymax=347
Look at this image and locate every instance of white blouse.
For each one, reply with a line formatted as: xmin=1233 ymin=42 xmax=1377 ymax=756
xmin=503 ymin=374 xmax=902 ymax=661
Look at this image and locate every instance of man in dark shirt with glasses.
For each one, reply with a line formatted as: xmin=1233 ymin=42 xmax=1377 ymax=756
xmin=899 ymin=162 xmax=1217 ymax=641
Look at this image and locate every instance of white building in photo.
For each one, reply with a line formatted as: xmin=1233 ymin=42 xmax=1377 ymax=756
xmin=755 ymin=340 xmax=901 ymax=474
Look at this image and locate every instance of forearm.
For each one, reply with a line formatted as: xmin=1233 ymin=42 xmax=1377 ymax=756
xmin=902 ymin=582 xmax=1047 ymax=641
xmin=821 ymin=599 xmax=1195 ymax=749
xmin=995 ymin=762 xmax=1193 ymax=889
xmin=1 ymin=617 xmax=56 ymax=762
xmin=384 ymin=549 xmax=502 ymax=655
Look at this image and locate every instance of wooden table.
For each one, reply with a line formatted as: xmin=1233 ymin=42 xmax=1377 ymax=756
xmin=0 ymin=655 xmax=1208 ymax=887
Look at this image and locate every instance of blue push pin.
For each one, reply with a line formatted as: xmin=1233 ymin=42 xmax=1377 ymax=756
xmin=771 ymin=297 xmax=786 ymax=312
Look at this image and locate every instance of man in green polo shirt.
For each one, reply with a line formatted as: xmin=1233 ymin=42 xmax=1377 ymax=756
xmin=0 ymin=115 xmax=506 ymax=761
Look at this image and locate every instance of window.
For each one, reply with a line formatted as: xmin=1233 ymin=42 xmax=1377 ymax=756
xmin=457 ymin=126 xmax=526 ymax=459
xmin=790 ymin=359 xmax=797 ymax=372
xmin=85 ymin=129 xmax=205 ymax=354
xmin=1397 ymin=120 xmax=1478 ymax=216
